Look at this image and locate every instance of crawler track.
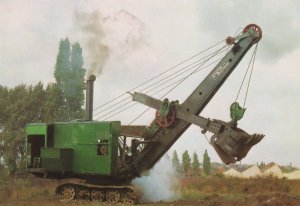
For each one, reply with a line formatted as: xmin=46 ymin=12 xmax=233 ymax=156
xmin=55 ymin=183 xmax=137 ymax=204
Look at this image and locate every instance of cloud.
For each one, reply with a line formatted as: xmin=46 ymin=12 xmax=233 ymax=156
xmin=198 ymin=0 xmax=300 ymax=62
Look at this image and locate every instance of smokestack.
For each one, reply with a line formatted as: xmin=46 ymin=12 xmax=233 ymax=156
xmin=85 ymin=75 xmax=96 ymax=121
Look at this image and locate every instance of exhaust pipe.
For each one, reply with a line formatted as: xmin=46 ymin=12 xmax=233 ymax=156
xmin=85 ymin=75 xmax=96 ymax=121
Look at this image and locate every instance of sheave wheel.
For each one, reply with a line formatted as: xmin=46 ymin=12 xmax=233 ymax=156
xmin=155 ymin=108 xmax=176 ymax=128
xmin=243 ymin=24 xmax=262 ymax=43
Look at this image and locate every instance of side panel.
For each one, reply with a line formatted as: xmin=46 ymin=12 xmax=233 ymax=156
xmin=110 ymin=121 xmax=120 ymax=174
xmin=53 ymin=121 xmax=120 ymax=175
xmin=41 ymin=148 xmax=73 ymax=172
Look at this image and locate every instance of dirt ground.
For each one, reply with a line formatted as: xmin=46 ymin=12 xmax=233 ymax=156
xmin=1 ymin=176 xmax=300 ymax=206
xmin=169 ymin=193 xmax=300 ymax=206
xmin=1 ymin=193 xmax=300 ymax=206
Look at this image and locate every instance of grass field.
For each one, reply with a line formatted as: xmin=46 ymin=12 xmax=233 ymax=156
xmin=1 ymin=175 xmax=300 ymax=205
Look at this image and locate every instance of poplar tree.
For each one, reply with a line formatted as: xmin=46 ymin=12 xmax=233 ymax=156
xmin=55 ymin=38 xmax=71 ymax=88
xmin=172 ymin=150 xmax=180 ymax=172
xmin=203 ymin=149 xmax=211 ymax=176
xmin=54 ymin=38 xmax=71 ymax=120
xmin=182 ymin=150 xmax=191 ymax=174
xmin=192 ymin=152 xmax=200 ymax=175
xmin=68 ymin=42 xmax=85 ymax=119
xmin=54 ymin=38 xmax=86 ymax=120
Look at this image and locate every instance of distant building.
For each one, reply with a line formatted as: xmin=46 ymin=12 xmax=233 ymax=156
xmin=223 ymin=168 xmax=242 ymax=178
xmin=283 ymin=170 xmax=300 ymax=180
xmin=223 ymin=163 xmax=300 ymax=179
xmin=242 ymin=165 xmax=261 ymax=178
xmin=262 ymin=163 xmax=283 ymax=178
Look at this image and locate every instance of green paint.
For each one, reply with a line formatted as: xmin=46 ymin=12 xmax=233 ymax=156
xmin=159 ymin=98 xmax=172 ymax=117
xmin=26 ymin=123 xmax=47 ymax=135
xmin=41 ymin=148 xmax=73 ymax=172
xmin=230 ymin=102 xmax=246 ymax=122
xmin=25 ymin=121 xmax=120 ymax=176
xmin=147 ymin=122 xmax=160 ymax=136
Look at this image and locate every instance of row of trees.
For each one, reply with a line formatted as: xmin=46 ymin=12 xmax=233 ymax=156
xmin=172 ymin=149 xmax=212 ymax=176
xmin=0 ymin=38 xmax=85 ymax=175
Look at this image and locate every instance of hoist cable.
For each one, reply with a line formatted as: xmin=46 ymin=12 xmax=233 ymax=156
xmin=97 ymin=99 xmax=133 ymax=120
xmin=103 ymin=102 xmax=138 ymax=121
xmin=139 ymin=42 xmax=258 ymax=123
xmin=93 ymin=47 xmax=228 ymax=118
xmin=128 ymin=107 xmax=151 ymax=125
xmin=243 ymin=43 xmax=258 ymax=107
xmin=203 ymin=133 xmax=212 ymax=145
xmin=94 ymin=47 xmax=228 ymax=119
xmin=93 ymin=96 xmax=131 ymax=117
xmin=129 ymin=57 xmax=222 ymax=124
xmin=95 ymin=58 xmax=216 ymax=119
xmin=128 ymin=45 xmax=227 ymax=124
xmin=93 ymin=93 xmax=128 ymax=113
xmin=97 ymin=57 xmax=221 ymax=121
xmin=159 ymin=45 xmax=227 ymax=99
xmin=97 ymin=56 xmax=219 ymax=120
xmin=146 ymin=57 xmax=223 ymax=95
xmin=98 ymin=56 xmax=222 ymax=121
xmin=235 ymin=45 xmax=258 ymax=103
xmin=93 ymin=39 xmax=225 ymax=112
xmin=136 ymin=46 xmax=229 ymax=95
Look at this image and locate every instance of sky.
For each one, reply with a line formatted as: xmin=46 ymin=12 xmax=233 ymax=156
xmin=1 ymin=0 xmax=300 ymax=167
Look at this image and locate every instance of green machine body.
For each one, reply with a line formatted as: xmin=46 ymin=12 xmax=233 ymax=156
xmin=25 ymin=121 xmax=120 ymax=177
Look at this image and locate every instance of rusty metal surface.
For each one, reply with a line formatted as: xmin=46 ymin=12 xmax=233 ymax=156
xmin=211 ymin=127 xmax=264 ymax=164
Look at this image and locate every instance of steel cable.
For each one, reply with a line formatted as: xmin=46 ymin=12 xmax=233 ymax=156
xmin=92 ymin=39 xmax=226 ymax=112
xmin=96 ymin=51 xmax=226 ymax=120
xmin=94 ymin=47 xmax=229 ymax=120
xmin=97 ymin=45 xmax=227 ymax=122
xmin=234 ymin=44 xmax=258 ymax=107
xmin=128 ymin=44 xmax=228 ymax=124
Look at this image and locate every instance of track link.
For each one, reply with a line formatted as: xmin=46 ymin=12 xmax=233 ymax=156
xmin=55 ymin=183 xmax=137 ymax=204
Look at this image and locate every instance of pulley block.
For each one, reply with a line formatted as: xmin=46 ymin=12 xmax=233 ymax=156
xmin=230 ymin=102 xmax=246 ymax=123
xmin=155 ymin=99 xmax=176 ymax=128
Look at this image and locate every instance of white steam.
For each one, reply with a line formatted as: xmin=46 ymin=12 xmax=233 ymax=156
xmin=74 ymin=10 xmax=149 ymax=77
xmin=133 ymin=156 xmax=180 ymax=202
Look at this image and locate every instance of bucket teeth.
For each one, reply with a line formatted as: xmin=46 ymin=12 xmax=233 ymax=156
xmin=211 ymin=128 xmax=264 ymax=164
xmin=252 ymin=133 xmax=265 ymax=143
